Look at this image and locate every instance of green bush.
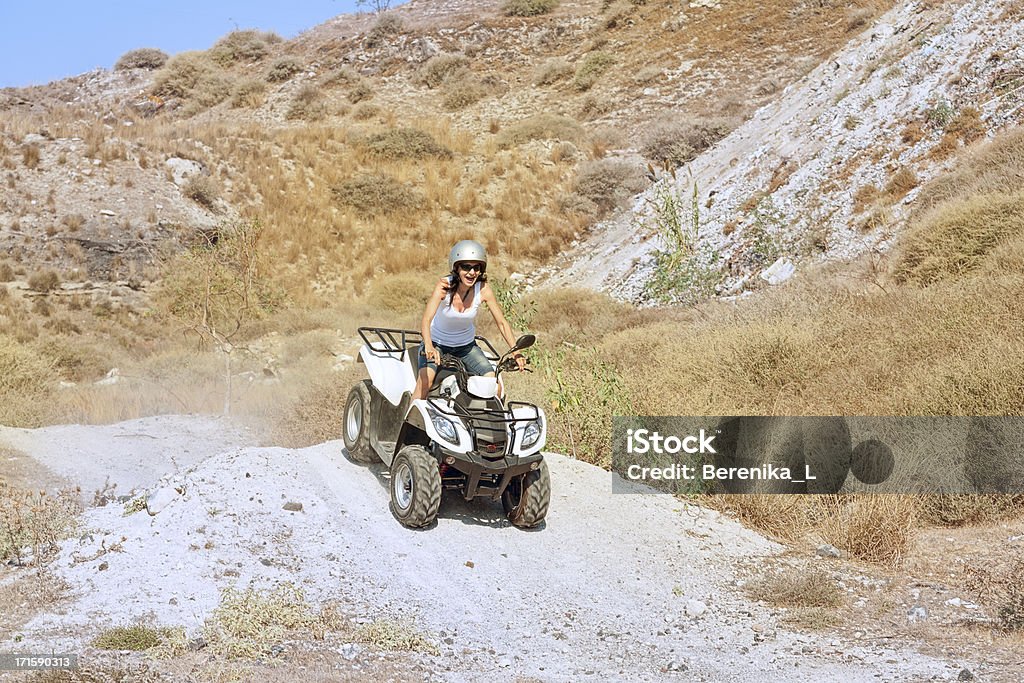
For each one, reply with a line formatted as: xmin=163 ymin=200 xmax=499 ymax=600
xmin=503 ymin=0 xmax=559 ymax=16
xmin=231 ymin=79 xmax=267 ymax=108
xmin=287 ymin=85 xmax=327 ymax=121
xmin=572 ymin=51 xmax=615 ymax=91
xmin=115 ymin=48 xmax=168 ymax=71
xmin=363 ymin=128 xmax=452 ymax=160
xmin=210 ymin=30 xmax=280 ymax=66
xmin=152 ymin=52 xmax=214 ymax=98
xmin=332 ymin=174 xmax=424 ymax=216
xmin=93 ymin=625 xmax=163 ymax=651
xmin=267 ymin=57 xmax=304 ymax=83
xmin=416 ymin=53 xmax=469 ymax=88
xmin=496 ymin=113 xmax=585 ymax=148
xmin=442 ymin=81 xmax=488 ymax=110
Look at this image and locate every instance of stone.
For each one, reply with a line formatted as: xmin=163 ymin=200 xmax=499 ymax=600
xmin=165 ymin=157 xmax=205 ymax=187
xmin=684 ymin=599 xmax=707 ymax=617
xmin=760 ymin=258 xmax=796 ymax=285
xmin=283 ymin=501 xmax=303 ymax=512
xmin=958 ymin=668 xmax=974 ymax=681
xmin=906 ymin=605 xmax=928 ymax=622
xmin=146 ymin=486 xmax=181 ymax=515
xmin=816 ymin=544 xmax=843 ymax=558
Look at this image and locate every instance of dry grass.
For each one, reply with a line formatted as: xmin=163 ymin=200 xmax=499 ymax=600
xmin=503 ymin=0 xmax=559 ymax=17
xmin=964 ymin=555 xmax=1024 ymax=632
xmin=747 ymin=567 xmax=844 ymax=608
xmin=497 ymin=113 xmax=585 ymax=148
xmin=884 ymin=166 xmax=919 ymax=200
xmin=203 ymin=583 xmax=346 ymax=660
xmin=819 ymin=495 xmax=917 ymax=566
xmin=0 ymin=571 xmax=69 ymax=641
xmin=572 ymin=51 xmax=615 ymax=92
xmin=331 ymin=173 xmax=423 ymax=216
xmin=0 ymin=483 xmax=81 ymax=565
xmin=894 ymin=192 xmax=1024 ymax=285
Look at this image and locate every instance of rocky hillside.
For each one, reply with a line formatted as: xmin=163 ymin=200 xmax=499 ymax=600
xmin=545 ymin=0 xmax=1024 ymax=302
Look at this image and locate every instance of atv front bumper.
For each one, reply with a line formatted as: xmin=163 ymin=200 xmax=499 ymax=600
xmin=436 ymin=447 xmax=544 ymax=501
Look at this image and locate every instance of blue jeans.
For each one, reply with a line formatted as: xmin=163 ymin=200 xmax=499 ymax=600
xmin=417 ymin=341 xmax=493 ymax=376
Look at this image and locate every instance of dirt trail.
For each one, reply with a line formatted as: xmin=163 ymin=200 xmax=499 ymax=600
xmin=0 ymin=415 xmax=975 ymax=681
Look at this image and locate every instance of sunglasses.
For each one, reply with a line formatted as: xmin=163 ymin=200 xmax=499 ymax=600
xmin=458 ymin=263 xmax=484 ymax=273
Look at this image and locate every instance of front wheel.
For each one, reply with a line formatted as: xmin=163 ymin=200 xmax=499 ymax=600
xmin=502 ymin=460 xmax=550 ymax=528
xmin=390 ymin=445 xmax=441 ymax=528
xmin=343 ymin=380 xmax=377 ymax=464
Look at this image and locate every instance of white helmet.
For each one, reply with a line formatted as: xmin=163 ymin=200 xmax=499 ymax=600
xmin=448 ymin=240 xmax=487 ymax=270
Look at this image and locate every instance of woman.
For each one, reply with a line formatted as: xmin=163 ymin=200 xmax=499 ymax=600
xmin=414 ymin=239 xmax=527 ymax=400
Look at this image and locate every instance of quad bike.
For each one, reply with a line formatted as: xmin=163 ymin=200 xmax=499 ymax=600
xmin=343 ymin=327 xmax=550 ymax=529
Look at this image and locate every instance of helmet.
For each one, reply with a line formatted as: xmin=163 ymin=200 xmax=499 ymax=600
xmin=448 ymin=240 xmax=487 ymax=271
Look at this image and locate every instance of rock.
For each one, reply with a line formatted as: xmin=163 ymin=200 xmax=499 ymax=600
xmin=99 ymin=209 xmax=116 ymax=217
xmin=283 ymin=501 xmax=303 ymax=512
xmin=146 ymin=486 xmax=181 ymax=515
xmin=270 ymin=644 xmax=285 ymax=657
xmin=169 ymin=597 xmax=178 ymax=605
xmin=958 ymin=668 xmax=974 ymax=681
xmin=667 ymin=658 xmax=689 ymax=671
xmin=98 ymin=561 xmax=108 ymax=571
xmin=94 ymin=368 xmax=121 ymax=386
xmin=684 ymin=599 xmax=707 ymax=617
xmin=260 ymin=558 xmax=273 ymax=566
xmin=340 ymin=643 xmax=359 ymax=660
xmin=497 ymin=657 xmax=512 ymax=668
xmin=906 ymin=605 xmax=928 ymax=623
xmin=165 ymin=157 xmax=205 ymax=187
xmin=816 ymin=543 xmax=843 ymax=558
xmin=944 ymin=597 xmax=963 ymax=607
xmin=188 ymin=637 xmax=207 ymax=651
xmin=23 ymin=133 xmax=48 ymax=144
xmin=509 ymin=272 xmax=526 ymax=283
xmin=760 ymin=258 xmax=796 ymax=285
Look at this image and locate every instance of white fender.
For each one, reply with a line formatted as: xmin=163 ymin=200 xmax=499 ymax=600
xmin=358 ymin=344 xmax=415 ymax=406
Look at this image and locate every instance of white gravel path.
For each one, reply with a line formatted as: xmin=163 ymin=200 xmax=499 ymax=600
xmin=0 ymin=415 xmax=970 ymax=681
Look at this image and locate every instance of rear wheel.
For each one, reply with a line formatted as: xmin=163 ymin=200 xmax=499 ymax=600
xmin=390 ymin=445 xmax=441 ymax=528
xmin=502 ymin=460 xmax=550 ymax=528
xmin=343 ymin=380 xmax=377 ymax=464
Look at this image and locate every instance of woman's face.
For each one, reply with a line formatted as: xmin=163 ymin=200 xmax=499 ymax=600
xmin=456 ymin=261 xmax=484 ymax=288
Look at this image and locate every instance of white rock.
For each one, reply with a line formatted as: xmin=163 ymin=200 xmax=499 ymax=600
xmin=165 ymin=157 xmax=205 ymax=187
xmin=99 ymin=209 xmax=116 ymax=217
xmin=760 ymin=258 xmax=796 ymax=285
xmin=95 ymin=368 xmax=121 ymax=386
xmin=684 ymin=599 xmax=707 ymax=617
xmin=146 ymin=486 xmax=181 ymax=515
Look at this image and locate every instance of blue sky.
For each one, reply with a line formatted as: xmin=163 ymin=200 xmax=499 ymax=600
xmin=0 ymin=1 xmax=377 ymax=88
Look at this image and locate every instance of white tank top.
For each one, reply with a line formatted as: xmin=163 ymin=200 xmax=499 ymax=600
xmin=430 ymin=278 xmax=482 ymax=346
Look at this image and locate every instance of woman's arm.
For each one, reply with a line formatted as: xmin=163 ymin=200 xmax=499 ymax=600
xmin=421 ymin=278 xmax=447 ymax=362
xmin=481 ymin=283 xmax=527 ymax=369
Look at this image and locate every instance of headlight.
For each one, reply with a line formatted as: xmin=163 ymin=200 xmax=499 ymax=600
xmin=428 ymin=408 xmax=459 ymax=445
xmin=522 ymin=420 xmax=542 ymax=449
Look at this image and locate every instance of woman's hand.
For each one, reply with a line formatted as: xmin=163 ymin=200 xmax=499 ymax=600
xmin=425 ymin=345 xmax=441 ymax=365
xmin=513 ymin=352 xmax=527 ymax=372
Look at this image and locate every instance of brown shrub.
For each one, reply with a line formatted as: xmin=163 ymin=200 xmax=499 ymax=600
xmin=416 ymin=54 xmax=469 ymax=89
xmin=884 ymin=166 xmax=919 ymax=199
xmin=901 ymin=121 xmax=925 ymax=144
xmin=210 ymin=30 xmax=280 ymax=66
xmin=266 ymin=57 xmax=304 ymax=83
xmin=570 ymin=158 xmax=646 ymax=216
xmin=362 ymin=128 xmax=452 ymax=160
xmin=640 ymin=118 xmax=736 ymax=168
xmin=496 ymin=113 xmax=585 ymax=148
xmin=948 ymin=107 xmax=986 ymax=143
xmin=503 ymin=0 xmax=559 ymax=16
xmin=286 ymin=85 xmax=327 ymax=122
xmin=331 ymin=174 xmax=423 ymax=216
xmin=183 ymin=175 xmax=219 ymax=210
xmin=231 ymin=79 xmax=267 ymax=108
xmin=27 ymin=269 xmax=60 ymax=293
xmin=115 ymin=48 xmax=168 ymax=70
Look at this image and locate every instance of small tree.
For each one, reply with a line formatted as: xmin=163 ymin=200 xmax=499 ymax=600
xmin=157 ymin=220 xmax=282 ymax=415
xmin=357 ymin=0 xmax=393 ymax=12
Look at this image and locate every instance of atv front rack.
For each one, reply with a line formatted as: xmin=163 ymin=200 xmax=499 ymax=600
xmin=426 ymin=398 xmax=541 ymax=425
xmin=357 ymin=326 xmax=501 ymax=360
